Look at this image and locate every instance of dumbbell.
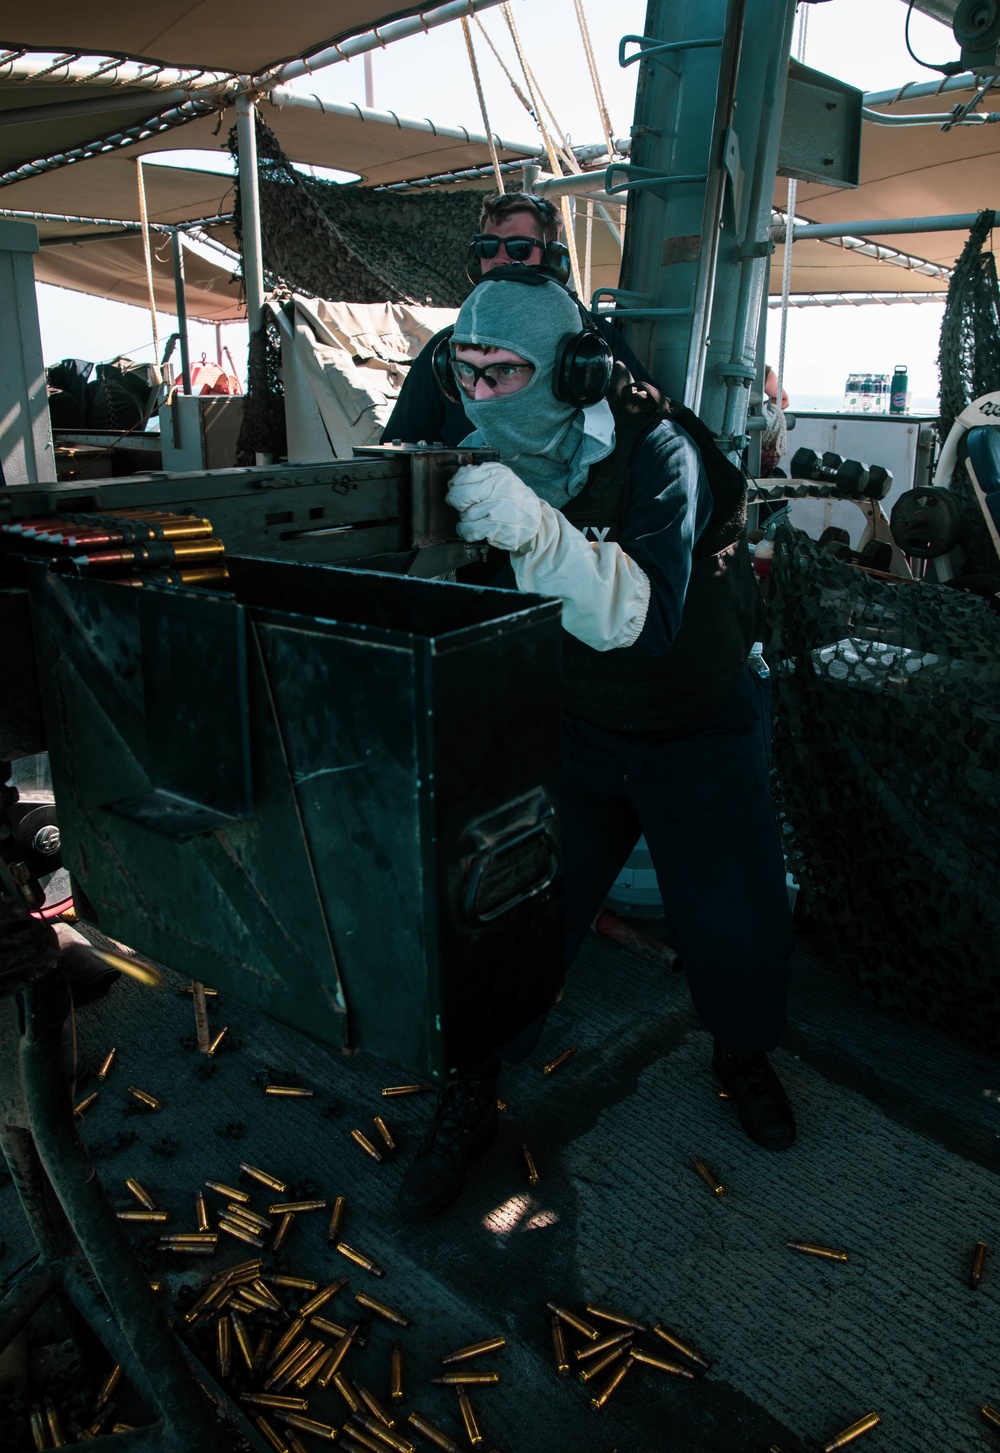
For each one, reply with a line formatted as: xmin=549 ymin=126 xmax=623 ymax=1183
xmin=866 ymin=464 xmax=892 ymax=500
xmin=790 ymin=447 xmax=870 ymax=496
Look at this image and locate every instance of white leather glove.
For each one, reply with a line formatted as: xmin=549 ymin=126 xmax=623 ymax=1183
xmin=446 ymin=462 xmax=543 ymax=554
xmin=513 ymin=501 xmax=651 ymax=652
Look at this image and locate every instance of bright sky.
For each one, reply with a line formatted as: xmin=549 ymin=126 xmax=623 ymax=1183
xmin=33 ymin=0 xmax=962 ymax=411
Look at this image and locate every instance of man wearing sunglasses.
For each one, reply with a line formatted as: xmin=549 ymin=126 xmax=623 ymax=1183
xmin=380 ymin=191 xmax=650 ymax=447
xmin=398 ymin=271 xmax=795 ymax=1224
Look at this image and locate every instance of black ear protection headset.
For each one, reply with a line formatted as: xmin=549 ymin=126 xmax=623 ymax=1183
xmin=431 ymin=267 xmax=614 ymax=411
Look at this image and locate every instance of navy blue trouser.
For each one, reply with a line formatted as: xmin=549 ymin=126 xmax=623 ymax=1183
xmin=499 ymin=666 xmax=792 ymax=1064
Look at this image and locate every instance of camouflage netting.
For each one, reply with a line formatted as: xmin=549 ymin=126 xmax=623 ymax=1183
xmin=230 ymin=116 xmax=483 ymax=307
xmin=767 ymin=525 xmax=1000 ymax=1053
xmin=937 ymin=209 xmax=1000 ymax=575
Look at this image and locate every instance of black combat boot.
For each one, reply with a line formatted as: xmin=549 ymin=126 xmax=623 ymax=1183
xmin=712 ymin=1043 xmax=796 ymax=1151
xmin=398 ymin=1062 xmax=500 ymax=1222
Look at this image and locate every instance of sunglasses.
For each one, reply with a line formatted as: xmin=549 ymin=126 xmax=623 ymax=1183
xmin=450 ymin=358 xmax=535 ymax=396
xmin=472 ymin=234 xmax=545 ymax=263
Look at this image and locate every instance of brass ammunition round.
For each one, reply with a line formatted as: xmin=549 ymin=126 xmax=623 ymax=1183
xmin=576 ymin=1330 xmax=632 ymax=1362
xmin=354 ymin=1413 xmax=417 ymax=1453
xmin=43 ymin=1396 xmax=65 ymax=1448
xmin=254 ymin=1329 xmax=275 ymax=1372
xmin=206 ymin=1180 xmax=249 ymax=1202
xmin=219 ymin=1219 xmax=266 ymax=1248
xmin=217 ymin=1317 xmax=232 ymax=1379
xmin=301 ymin=1277 xmax=349 ymax=1315
xmin=240 ymin=1162 xmax=288 ymax=1193
xmin=337 ymin=1242 xmax=385 ymax=1277
xmin=970 ymin=1240 xmax=989 ymax=1289
xmin=196 ymin=1192 xmax=209 ymax=1232
xmin=251 ymin=1278 xmax=285 ymax=1311
xmin=822 ymin=1412 xmax=881 ymax=1451
xmin=267 ymin=1341 xmax=318 ymax=1392
xmin=982 ymin=1406 xmax=1000 ymax=1431
xmin=94 ymin=1365 xmax=122 ymax=1412
xmin=546 ymin=1303 xmax=599 ymax=1340
xmin=407 ymin=1410 xmax=463 ymax=1453
xmin=117 ymin=1209 xmax=169 ymax=1222
xmin=272 ymin=1212 xmax=295 ymax=1251
xmin=265 ymin=1085 xmax=315 ymax=1097
xmin=373 ymin=1116 xmax=396 ymax=1150
xmin=496 ymin=1098 xmax=508 ymax=1113
xmin=125 ymin=1177 xmax=157 ymax=1210
xmin=333 ymin=1372 xmax=363 ymax=1413
xmin=128 ymin=1086 xmax=163 ymax=1110
xmin=271 ymin=1276 xmax=318 ymax=1292
xmin=286 ymin=1434 xmax=312 ymax=1453
xmin=231 ymin=1312 xmax=255 ymax=1371
xmin=207 ymin=1026 xmax=228 ymax=1055
xmin=787 ymin=1240 xmax=849 ymax=1263
xmin=344 ymin=1428 xmax=386 ymax=1453
xmin=690 ymin=1155 xmax=725 ymax=1195
xmin=157 ymin=1242 xmax=217 ymax=1254
xmin=186 ymin=1281 xmax=230 ymax=1322
xmin=351 ymin=1129 xmax=384 ymax=1163
xmin=431 ymin=1372 xmax=499 ymax=1386
xmin=29 ymin=1407 xmax=47 ymax=1451
xmin=227 ymin=1204 xmax=273 ymax=1229
xmin=456 ymin=1386 xmax=483 ymax=1447
xmin=551 ymin=1317 xmax=570 ymax=1376
xmin=268 ymin=1317 xmax=308 ymax=1369
xmin=382 ymin=1084 xmax=426 ymax=1096
xmin=240 ymin=1287 xmax=277 ymax=1312
xmin=255 ymin=1414 xmax=289 ymax=1453
xmin=74 ymin=1092 xmax=99 ymax=1115
xmin=442 ymin=1335 xmax=506 ymax=1365
xmin=355 ymin=1291 xmax=410 ymax=1327
xmin=316 ymin=1338 xmax=352 ymax=1388
xmin=327 ymin=1196 xmax=346 ymax=1244
xmin=97 ymin=1047 xmax=117 ymax=1080
xmin=390 ymin=1340 xmax=404 ymax=1402
xmin=586 ymin=1303 xmax=648 ymax=1333
xmin=96 ymin=952 xmax=162 ymax=989
xmin=229 ymin=1295 xmax=258 ymax=1314
xmin=275 ymin=1411 xmax=339 ymax=1441
xmin=629 ymin=1348 xmax=696 ymax=1378
xmin=542 ymin=1046 xmax=578 ymax=1075
xmin=521 ymin=1143 xmax=540 ymax=1184
xmin=652 ymin=1324 xmax=712 ymax=1369
xmin=294 ymin=1346 xmax=331 ymax=1391
xmin=589 ymin=1356 xmax=632 ymax=1411
xmin=269 ymin=1200 xmax=326 ymax=1214
xmin=578 ymin=1346 xmax=628 ymax=1383
xmin=241 ymin=1394 xmax=309 ymax=1412
xmin=182 ymin=984 xmax=219 ymax=995
xmin=157 ymin=1234 xmax=217 ymax=1244
xmin=311 ymin=1314 xmax=349 ymax=1339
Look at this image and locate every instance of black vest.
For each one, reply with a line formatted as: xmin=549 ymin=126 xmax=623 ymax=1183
xmin=559 ymin=374 xmax=763 ymax=734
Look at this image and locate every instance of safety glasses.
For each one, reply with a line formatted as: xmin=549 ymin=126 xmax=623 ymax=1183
xmin=450 ymin=358 xmax=536 ymax=396
xmin=471 ymin=234 xmax=545 ymax=263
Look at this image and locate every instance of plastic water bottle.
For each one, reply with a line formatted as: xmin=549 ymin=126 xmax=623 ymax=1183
xmin=890 ymin=363 xmax=908 ymax=415
xmin=844 ymin=373 xmax=861 ymax=411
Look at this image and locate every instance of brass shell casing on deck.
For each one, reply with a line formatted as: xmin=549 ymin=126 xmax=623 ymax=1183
xmin=205 ymin=1180 xmax=249 ymax=1203
xmin=442 ymin=1335 xmax=506 ymax=1365
xmin=355 ymin=1291 xmax=410 ymax=1327
xmin=351 ymin=1129 xmax=384 ymax=1163
xmin=576 ymin=1330 xmax=632 ymax=1362
xmin=970 ymin=1241 xmax=989 ymax=1289
xmin=456 ymin=1386 xmax=484 ymax=1448
xmin=390 ymin=1340 xmax=404 ymax=1402
xmin=546 ymin=1303 xmax=599 ymax=1340
xmin=300 ymin=1277 xmax=349 ymax=1316
xmin=431 ymin=1372 xmax=499 ymax=1387
xmin=97 ymin=1048 xmax=117 ymax=1080
xmin=652 ymin=1324 xmax=713 ymax=1369
xmin=578 ymin=1346 xmax=628 ymax=1383
xmin=543 ymin=1047 xmax=578 ymax=1074
xmin=521 ymin=1144 xmax=540 ymax=1185
xmin=128 ymin=1086 xmax=162 ymax=1110
xmin=589 ymin=1357 xmax=632 ymax=1411
xmin=327 ymin=1196 xmax=346 ymax=1243
xmin=551 ymin=1317 xmax=570 ymax=1376
xmin=373 ymin=1116 xmax=396 ymax=1150
xmin=629 ymin=1347 xmax=696 ymax=1378
xmin=690 ymin=1155 xmax=725 ymax=1195
xmin=822 ymin=1412 xmax=881 ymax=1450
xmin=787 ymin=1240 xmax=849 ymax=1263
xmin=337 ymin=1242 xmax=385 ymax=1277
xmin=216 ymin=1317 xmax=232 ymax=1379
xmin=407 ymin=1411 xmax=463 ymax=1453
xmin=239 ymin=1162 xmax=287 ymax=1193
xmin=586 ymin=1303 xmax=648 ymax=1333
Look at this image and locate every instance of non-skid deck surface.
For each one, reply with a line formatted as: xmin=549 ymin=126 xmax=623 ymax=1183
xmin=2 ymin=927 xmax=998 ymax=1453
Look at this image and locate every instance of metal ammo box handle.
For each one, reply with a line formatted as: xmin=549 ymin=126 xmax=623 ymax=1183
xmin=463 ymin=815 xmax=558 ymax=925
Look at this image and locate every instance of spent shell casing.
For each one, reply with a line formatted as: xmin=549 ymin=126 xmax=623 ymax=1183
xmin=629 ymin=1348 xmax=696 ymax=1379
xmin=653 ymin=1324 xmax=712 ymax=1369
xmin=240 ymin=1162 xmax=287 ymax=1193
xmin=576 ymin=1330 xmax=632 ymax=1362
xmin=227 ymin=1204 xmax=273 ymax=1230
xmin=355 ymin=1291 xmax=410 ymax=1327
xmin=351 ymin=1129 xmax=384 ymax=1163
xmin=390 ymin=1340 xmax=404 ymax=1402
xmin=274 ymin=1412 xmax=339 ymax=1442
xmin=521 ymin=1143 xmax=540 ymax=1184
xmin=589 ymin=1357 xmax=632 ymax=1411
xmin=690 ymin=1155 xmax=725 ymax=1196
xmin=300 ymin=1277 xmax=349 ymax=1315
xmin=270 ymin=1342 xmax=319 ymax=1392
xmin=241 ymin=1395 xmax=310 ymax=1411
xmin=251 ymin=1278 xmax=285 ymax=1312
xmin=254 ymin=1329 xmax=275 ymax=1372
xmin=373 ymin=1116 xmax=396 ymax=1150
xmin=970 ymin=1241 xmax=989 ymax=1289
xmin=787 ymin=1240 xmax=849 ymax=1263
xmin=431 ymin=1372 xmax=499 ymax=1386
xmin=149 ymin=1281 xmax=164 ymax=1292
xmin=157 ymin=1242 xmax=216 ymax=1255
xmin=29 ymin=1407 xmax=47 ymax=1451
xmin=337 ymin=1242 xmax=385 ymax=1277
xmin=496 ymin=1098 xmax=508 ymax=1113
xmin=207 ymin=1026 xmax=228 ymax=1054
xmin=345 ymin=1427 xmax=388 ymax=1453
xmin=125 ymin=1178 xmax=156 ymax=1210
xmin=265 ymin=1085 xmax=315 ymax=1097
xmin=272 ymin=1212 xmax=295 ymax=1251
xmin=295 ymin=1346 xmax=332 ymax=1390
xmin=333 ymin=1373 xmax=363 ymax=1413
xmin=231 ymin=1312 xmax=255 ymax=1370
xmin=286 ymin=1435 xmax=311 ymax=1453
xmin=229 ymin=1295 xmax=258 ymax=1314
xmin=184 ymin=1281 xmax=229 ymax=1323
xmin=543 ymin=1047 xmax=578 ymax=1075
xmin=74 ymin=1091 xmax=99 ymax=1115
xmin=456 ymin=1387 xmax=483 ymax=1447
xmin=44 ymin=1398 xmax=66 ymax=1447
xmin=981 ymin=1406 xmax=1000 ymax=1431
xmin=327 ymin=1196 xmax=346 ymax=1243
xmin=310 ymin=1315 xmax=349 ymax=1339
xmin=195 ymin=1192 xmax=209 ymax=1231
xmin=551 ymin=1317 xmax=570 ymax=1376
xmin=270 ymin=1276 xmax=318 ymax=1292
xmin=97 ymin=1048 xmax=117 ymax=1080
xmin=356 ymin=1377 xmax=395 ymax=1423
xmin=157 ymin=1234 xmax=217 ymax=1245
xmin=206 ymin=1180 xmax=249 ymax=1203
xmin=316 ymin=1336 xmax=353 ymax=1387
xmin=578 ymin=1346 xmax=629 ymax=1383
xmin=268 ymin=1318 xmax=307 ymax=1369
xmin=181 ymin=983 xmax=219 ymax=995
xmin=255 ymin=1414 xmax=289 ymax=1453
xmin=219 ymin=1219 xmax=266 ymax=1248
xmin=116 ymin=1209 xmax=169 ymax=1222
xmin=128 ymin=1086 xmax=162 ymax=1110
xmin=586 ymin=1303 xmax=648 ymax=1333
xmin=546 ymin=1303 xmax=599 ymax=1340
xmin=268 ymin=1200 xmax=325 ymax=1215
xmin=382 ymin=1085 xmax=427 ymax=1096
xmin=94 ymin=1365 xmax=122 ymax=1412
xmin=442 ymin=1335 xmax=506 ymax=1365
xmin=240 ymin=1287 xmax=278 ymax=1313
xmin=353 ymin=1414 xmax=416 ymax=1453
xmin=822 ymin=1412 xmax=880 ymax=1450
xmin=217 ymin=1317 xmax=232 ymax=1379
xmin=407 ymin=1411 xmax=463 ymax=1453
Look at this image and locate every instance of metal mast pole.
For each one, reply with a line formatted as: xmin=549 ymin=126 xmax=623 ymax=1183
xmin=170 ymin=232 xmax=192 ymax=395
xmin=235 ymin=93 xmax=265 ymax=338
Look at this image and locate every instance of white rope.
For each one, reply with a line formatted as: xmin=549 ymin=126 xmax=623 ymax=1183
xmin=134 ymin=158 xmax=160 ymax=376
xmin=776 ymin=5 xmax=809 ymax=405
xmin=572 ymin=0 xmax=614 ymax=158
xmin=461 ymin=17 xmax=504 ymax=193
